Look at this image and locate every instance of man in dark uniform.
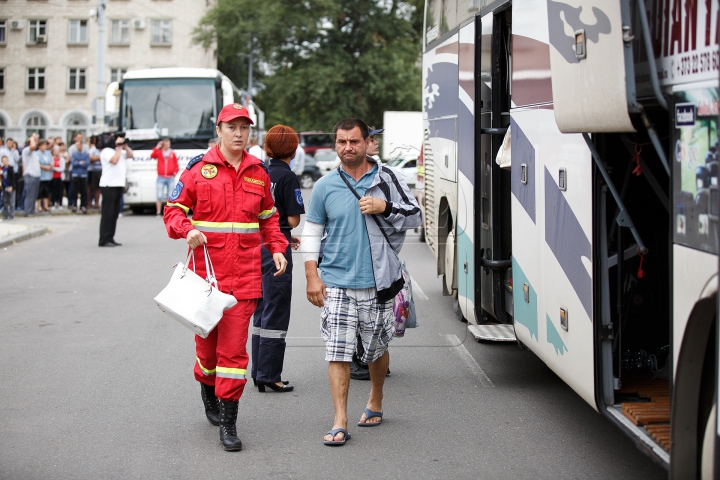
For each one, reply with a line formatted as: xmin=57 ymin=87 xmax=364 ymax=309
xmin=251 ymin=125 xmax=305 ymax=392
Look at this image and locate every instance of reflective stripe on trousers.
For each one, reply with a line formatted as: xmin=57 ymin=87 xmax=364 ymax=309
xmin=196 ymin=357 xmax=216 ymax=376
xmin=250 ymin=326 xmax=287 ymax=338
xmin=216 ymin=366 xmax=247 ymax=379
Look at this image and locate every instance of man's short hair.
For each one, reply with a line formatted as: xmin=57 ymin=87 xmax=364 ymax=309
xmin=39 ymin=139 xmax=47 ymax=146
xmin=332 ymin=118 xmax=369 ymax=140
xmin=162 ymin=137 xmax=170 ymax=142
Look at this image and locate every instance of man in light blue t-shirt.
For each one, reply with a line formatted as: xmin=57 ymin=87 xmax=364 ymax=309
xmin=303 ymin=118 xmax=398 ymax=446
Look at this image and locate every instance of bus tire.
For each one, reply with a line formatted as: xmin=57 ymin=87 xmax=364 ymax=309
xmin=299 ymin=173 xmax=315 ymax=189
xmin=670 ymin=298 xmax=716 ymax=479
xmin=443 ymin=231 xmax=456 ymax=296
xmin=130 ymin=206 xmax=144 ymax=215
xmin=453 ymin=295 xmax=465 ymax=322
xmin=701 ymin=403 xmax=717 ymax=479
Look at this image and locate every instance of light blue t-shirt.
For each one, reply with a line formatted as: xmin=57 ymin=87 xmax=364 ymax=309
xmin=39 ymin=150 xmax=53 ymax=181
xmin=306 ymin=164 xmax=378 ymax=289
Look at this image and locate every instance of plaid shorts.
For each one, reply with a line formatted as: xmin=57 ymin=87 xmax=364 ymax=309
xmin=320 ymin=287 xmax=395 ymax=363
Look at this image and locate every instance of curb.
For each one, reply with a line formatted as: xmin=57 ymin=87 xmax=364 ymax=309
xmin=0 ymin=226 xmax=50 ymax=248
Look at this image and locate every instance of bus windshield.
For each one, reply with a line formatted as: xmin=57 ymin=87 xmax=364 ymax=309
xmin=122 ymin=78 xmax=216 ymax=139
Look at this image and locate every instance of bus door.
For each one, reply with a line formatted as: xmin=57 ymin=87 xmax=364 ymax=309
xmin=474 ymin=9 xmax=513 ymax=327
xmin=455 ymin=20 xmax=476 ymax=321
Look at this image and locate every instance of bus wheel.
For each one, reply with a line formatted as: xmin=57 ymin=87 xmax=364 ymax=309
xmin=443 ymin=231 xmax=455 ymax=296
xmin=453 ymin=295 xmax=466 ymax=322
xmin=701 ymin=403 xmax=717 ymax=479
xmin=299 ymin=174 xmax=315 ymax=189
xmin=130 ymin=206 xmax=144 ymax=215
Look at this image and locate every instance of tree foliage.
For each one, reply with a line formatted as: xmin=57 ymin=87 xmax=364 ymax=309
xmin=193 ymin=0 xmax=423 ymax=131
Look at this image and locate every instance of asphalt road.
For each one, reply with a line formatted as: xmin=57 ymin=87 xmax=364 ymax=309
xmin=0 ymin=200 xmax=666 ymax=479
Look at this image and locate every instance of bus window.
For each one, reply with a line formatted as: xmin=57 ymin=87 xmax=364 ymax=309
xmin=425 ymin=0 xmax=456 ymax=46
xmin=122 ymin=78 xmax=217 ymax=138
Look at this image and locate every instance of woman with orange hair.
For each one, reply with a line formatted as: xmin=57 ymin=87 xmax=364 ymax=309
xmin=251 ymin=125 xmax=305 ymax=392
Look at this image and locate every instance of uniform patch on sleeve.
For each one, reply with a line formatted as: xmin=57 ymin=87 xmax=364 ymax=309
xmin=295 ymin=188 xmax=304 ymax=206
xmin=186 ymin=154 xmax=205 ymax=170
xmin=169 ymin=180 xmax=184 ymax=201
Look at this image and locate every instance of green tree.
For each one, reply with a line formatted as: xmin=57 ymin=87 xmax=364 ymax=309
xmin=193 ymin=0 xmax=423 ymax=131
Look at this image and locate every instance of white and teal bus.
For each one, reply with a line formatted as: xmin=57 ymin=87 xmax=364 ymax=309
xmin=422 ymin=0 xmax=719 ymax=473
xmin=105 ymin=68 xmax=263 ymax=213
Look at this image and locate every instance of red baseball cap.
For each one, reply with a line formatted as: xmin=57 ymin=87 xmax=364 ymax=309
xmin=217 ymin=103 xmax=255 ymax=125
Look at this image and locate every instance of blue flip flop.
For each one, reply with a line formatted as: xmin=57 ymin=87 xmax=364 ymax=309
xmin=357 ymin=408 xmax=383 ymax=427
xmin=323 ymin=428 xmax=351 ymax=446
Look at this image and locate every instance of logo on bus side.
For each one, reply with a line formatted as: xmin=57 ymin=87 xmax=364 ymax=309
xmin=201 ymin=164 xmax=218 ymax=179
xmin=675 ymin=103 xmax=696 ymax=127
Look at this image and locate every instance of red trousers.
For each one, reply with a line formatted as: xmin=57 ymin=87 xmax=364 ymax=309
xmin=194 ymin=299 xmax=258 ymax=401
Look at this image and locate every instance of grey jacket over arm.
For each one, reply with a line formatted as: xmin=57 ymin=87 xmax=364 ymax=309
xmin=363 ymin=158 xmax=422 ymax=302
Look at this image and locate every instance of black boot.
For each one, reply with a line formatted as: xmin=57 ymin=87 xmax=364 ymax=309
xmin=200 ymin=383 xmax=220 ymax=426
xmin=218 ymin=400 xmax=243 ymax=451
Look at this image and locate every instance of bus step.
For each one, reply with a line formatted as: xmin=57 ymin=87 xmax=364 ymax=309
xmin=644 ymin=424 xmax=671 ymax=451
xmin=468 ymin=324 xmax=516 ymax=342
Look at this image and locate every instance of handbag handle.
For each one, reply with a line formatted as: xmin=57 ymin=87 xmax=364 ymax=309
xmin=336 ymin=166 xmax=392 ymax=246
xmin=203 ymin=246 xmax=219 ymax=288
xmin=182 ymin=246 xmax=219 ymax=289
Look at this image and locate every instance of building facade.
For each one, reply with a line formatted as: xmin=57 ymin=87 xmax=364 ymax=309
xmin=0 ymin=0 xmax=216 ymax=144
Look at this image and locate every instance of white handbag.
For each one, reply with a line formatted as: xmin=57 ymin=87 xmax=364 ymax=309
xmin=154 ymin=246 xmax=238 ymax=338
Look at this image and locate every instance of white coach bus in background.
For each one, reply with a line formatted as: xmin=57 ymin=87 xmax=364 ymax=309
xmin=104 ymin=68 xmax=263 ymax=214
xmin=422 ymin=0 xmax=720 ymax=474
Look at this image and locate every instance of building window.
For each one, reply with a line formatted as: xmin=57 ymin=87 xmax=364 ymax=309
xmin=68 ymin=68 xmax=86 ymax=91
xmin=109 ymin=19 xmax=130 ymax=45
xmin=0 ymin=20 xmax=6 ymax=45
xmin=68 ymin=20 xmax=88 ymax=44
xmin=25 ymin=114 xmax=47 ymax=139
xmin=64 ymin=113 xmax=89 ymax=144
xmin=27 ymin=67 xmax=45 ymax=92
xmin=0 ymin=116 xmax=5 ymax=140
xmin=0 ymin=68 xmax=4 ymax=92
xmin=28 ymin=20 xmax=48 ymax=44
xmin=151 ymin=20 xmax=171 ymax=45
xmin=110 ymin=67 xmax=127 ymax=83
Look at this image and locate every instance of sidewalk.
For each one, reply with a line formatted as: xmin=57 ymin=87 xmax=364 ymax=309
xmin=0 ymin=221 xmax=49 ymax=248
xmin=0 ymin=207 xmax=101 ymax=247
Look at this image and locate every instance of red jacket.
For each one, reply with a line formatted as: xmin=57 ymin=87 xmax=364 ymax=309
xmin=163 ymin=146 xmax=288 ymax=300
xmin=152 ymin=147 xmax=179 ymax=177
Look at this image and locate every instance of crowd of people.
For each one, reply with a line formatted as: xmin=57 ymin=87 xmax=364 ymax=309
xmin=0 ymin=132 xmax=106 ymax=219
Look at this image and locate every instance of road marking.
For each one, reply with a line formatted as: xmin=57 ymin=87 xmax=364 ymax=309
xmin=410 ymin=276 xmax=429 ymax=300
xmin=444 ymin=334 xmax=494 ymax=387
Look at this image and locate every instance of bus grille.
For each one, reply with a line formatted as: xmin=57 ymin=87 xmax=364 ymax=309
xmin=423 ymin=129 xmax=437 ymax=256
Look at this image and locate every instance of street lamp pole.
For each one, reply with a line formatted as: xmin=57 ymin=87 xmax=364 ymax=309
xmin=94 ymin=0 xmax=107 ymax=132
xmin=248 ymin=35 xmax=253 ymax=95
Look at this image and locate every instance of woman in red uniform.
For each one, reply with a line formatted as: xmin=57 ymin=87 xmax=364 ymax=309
xmin=163 ymin=103 xmax=288 ymax=452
